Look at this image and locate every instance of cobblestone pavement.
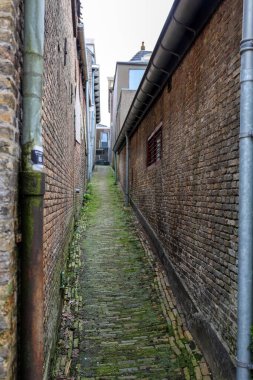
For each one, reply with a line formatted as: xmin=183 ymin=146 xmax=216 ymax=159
xmin=52 ymin=166 xmax=212 ymax=380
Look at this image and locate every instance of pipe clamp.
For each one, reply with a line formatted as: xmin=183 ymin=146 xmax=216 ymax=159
xmin=240 ymin=38 xmax=253 ymax=54
xmin=239 ymin=132 xmax=253 ymax=139
xmin=236 ymin=359 xmax=253 ymax=369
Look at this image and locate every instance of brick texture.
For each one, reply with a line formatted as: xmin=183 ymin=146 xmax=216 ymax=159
xmin=0 ymin=0 xmax=87 ymax=377
xmin=119 ymin=0 xmax=241 ymax=360
xmin=42 ymin=0 xmax=87 ymax=373
xmin=0 ymin=0 xmax=23 ymax=378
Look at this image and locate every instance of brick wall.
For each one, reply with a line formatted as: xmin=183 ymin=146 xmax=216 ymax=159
xmin=0 ymin=0 xmax=87 ymax=377
xmin=42 ymin=0 xmax=87 ymax=373
xmin=124 ymin=0 xmax=241 ymax=361
xmin=0 ymin=0 xmax=23 ymax=378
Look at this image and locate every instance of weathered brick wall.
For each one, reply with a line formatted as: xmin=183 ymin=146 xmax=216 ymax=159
xmin=0 ymin=0 xmax=23 ymax=378
xmin=42 ymin=0 xmax=87 ymax=373
xmin=127 ymin=0 xmax=241 ymax=359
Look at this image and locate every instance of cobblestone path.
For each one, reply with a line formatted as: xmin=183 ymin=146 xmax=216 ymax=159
xmin=52 ymin=166 xmax=211 ymax=380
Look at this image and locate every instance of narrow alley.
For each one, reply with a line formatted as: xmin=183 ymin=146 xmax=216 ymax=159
xmin=0 ymin=0 xmax=249 ymax=378
xmin=52 ymin=166 xmax=211 ymax=380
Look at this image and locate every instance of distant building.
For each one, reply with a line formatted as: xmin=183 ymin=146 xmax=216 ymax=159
xmin=109 ymin=43 xmax=151 ymax=165
xmin=86 ymin=39 xmax=101 ymax=178
xmin=95 ymin=124 xmax=110 ymax=165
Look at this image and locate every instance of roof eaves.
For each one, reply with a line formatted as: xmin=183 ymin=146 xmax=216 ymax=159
xmin=113 ymin=0 xmax=223 ymax=153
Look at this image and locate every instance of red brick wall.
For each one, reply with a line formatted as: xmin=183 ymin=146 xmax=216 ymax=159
xmin=126 ymin=0 xmax=241 ymax=358
xmin=42 ymin=0 xmax=87 ymax=372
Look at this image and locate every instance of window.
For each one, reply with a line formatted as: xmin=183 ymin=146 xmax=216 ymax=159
xmin=100 ymin=132 xmax=108 ymax=148
xmin=101 ymin=132 xmax=108 ymax=142
xmin=147 ymin=126 xmax=162 ymax=166
xmin=74 ymin=84 xmax=82 ymax=143
xmin=129 ymin=69 xmax=145 ymax=90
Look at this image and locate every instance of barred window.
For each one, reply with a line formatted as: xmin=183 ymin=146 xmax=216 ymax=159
xmin=147 ymin=126 xmax=162 ymax=167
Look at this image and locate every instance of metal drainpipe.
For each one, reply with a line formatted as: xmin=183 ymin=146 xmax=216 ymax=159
xmin=88 ymin=107 xmax=92 ymax=179
xmin=20 ymin=0 xmax=45 ymax=378
xmin=114 ymin=151 xmax=118 ymax=184
xmin=237 ymin=1 xmax=253 ymax=379
xmin=125 ymin=134 xmax=129 ymax=206
xmin=85 ymin=82 xmax=90 ymax=180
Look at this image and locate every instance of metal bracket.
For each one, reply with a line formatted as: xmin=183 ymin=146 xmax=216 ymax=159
xmin=239 ymin=132 xmax=253 ymax=139
xmin=236 ymin=358 xmax=253 ymax=369
xmin=240 ymin=38 xmax=253 ymax=54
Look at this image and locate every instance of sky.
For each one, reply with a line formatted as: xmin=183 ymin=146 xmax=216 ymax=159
xmin=81 ymin=0 xmax=174 ymax=126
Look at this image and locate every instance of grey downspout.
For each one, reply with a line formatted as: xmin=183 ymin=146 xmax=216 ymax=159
xmin=237 ymin=1 xmax=253 ymax=379
xmin=20 ymin=0 xmax=45 ymax=378
xmin=88 ymin=99 xmax=92 ymax=180
xmin=86 ymin=82 xmax=90 ymax=180
xmin=125 ymin=134 xmax=129 ymax=206
xmin=114 ymin=151 xmax=118 ymax=184
xmin=89 ymin=113 xmax=93 ymax=178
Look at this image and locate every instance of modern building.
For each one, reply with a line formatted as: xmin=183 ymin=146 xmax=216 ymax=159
xmin=113 ymin=1 xmax=245 ymax=379
xmin=86 ymin=39 xmax=101 ymax=179
xmin=95 ymin=124 xmax=110 ymax=165
xmin=109 ymin=43 xmax=151 ymax=165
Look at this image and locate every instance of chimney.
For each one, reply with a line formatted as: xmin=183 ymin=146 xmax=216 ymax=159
xmin=141 ymin=41 xmax=145 ymax=50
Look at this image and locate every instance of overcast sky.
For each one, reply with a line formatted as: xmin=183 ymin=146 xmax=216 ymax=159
xmin=81 ymin=0 xmax=173 ymax=126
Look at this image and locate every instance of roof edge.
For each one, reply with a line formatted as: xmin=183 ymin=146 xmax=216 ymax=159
xmin=113 ymin=0 xmax=223 ymax=153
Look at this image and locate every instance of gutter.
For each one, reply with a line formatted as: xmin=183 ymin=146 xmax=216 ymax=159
xmin=92 ymin=64 xmax=101 ymax=123
xmin=20 ymin=0 xmax=45 ymax=378
xmin=113 ymin=0 xmax=222 ymax=153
